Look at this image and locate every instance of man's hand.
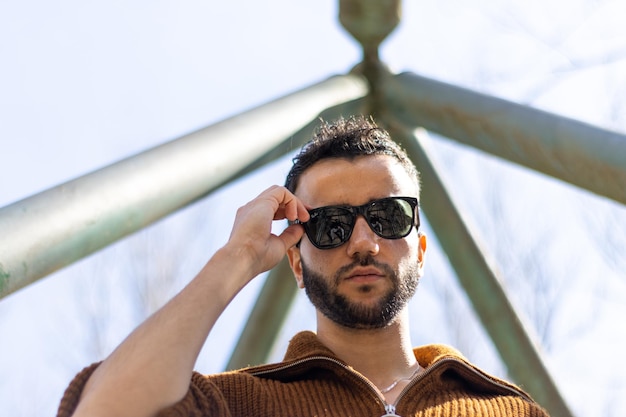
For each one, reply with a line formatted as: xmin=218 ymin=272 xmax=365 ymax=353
xmin=227 ymin=185 xmax=309 ymax=277
xmin=70 ymin=186 xmax=309 ymax=417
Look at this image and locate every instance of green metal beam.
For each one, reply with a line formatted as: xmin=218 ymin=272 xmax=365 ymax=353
xmin=0 ymin=74 xmax=368 ymax=300
xmin=230 ymin=96 xmax=367 ymax=180
xmin=339 ymin=0 xmax=400 ymax=55
xmin=339 ymin=0 xmax=401 ymax=117
xmin=387 ymin=121 xmax=573 ymax=417
xmin=382 ymin=71 xmax=626 ymax=206
xmin=225 ymin=257 xmax=298 ymax=370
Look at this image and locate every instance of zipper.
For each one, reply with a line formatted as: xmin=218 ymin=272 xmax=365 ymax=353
xmin=382 ymin=404 xmax=399 ymax=416
xmin=249 ymin=355 xmax=533 ymax=416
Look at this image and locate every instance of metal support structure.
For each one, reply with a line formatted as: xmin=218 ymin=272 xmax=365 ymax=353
xmin=387 ymin=122 xmax=574 ymax=417
xmin=339 ymin=0 xmax=400 ymax=60
xmin=0 ymin=74 xmax=368 ymax=299
xmin=0 ymin=3 xmax=606 ymax=415
xmin=339 ymin=0 xmax=401 ymax=116
xmin=229 ymin=96 xmax=367 ymax=180
xmin=382 ymin=71 xmax=626 ymax=205
xmin=226 ymin=257 xmax=298 ymax=370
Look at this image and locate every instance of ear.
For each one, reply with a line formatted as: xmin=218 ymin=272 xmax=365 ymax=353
xmin=417 ymin=233 xmax=427 ymax=276
xmin=287 ymin=245 xmax=305 ymax=289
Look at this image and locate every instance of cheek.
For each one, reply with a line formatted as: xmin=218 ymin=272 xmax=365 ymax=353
xmin=300 ymin=245 xmax=338 ymax=274
xmin=301 ymin=251 xmax=326 ymax=273
xmin=390 ymin=240 xmax=420 ymax=267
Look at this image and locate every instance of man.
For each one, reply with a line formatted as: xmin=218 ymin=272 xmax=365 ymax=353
xmin=58 ymin=116 xmax=549 ymax=417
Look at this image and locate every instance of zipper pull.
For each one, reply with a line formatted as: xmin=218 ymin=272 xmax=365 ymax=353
xmin=381 ymin=404 xmax=401 ymax=417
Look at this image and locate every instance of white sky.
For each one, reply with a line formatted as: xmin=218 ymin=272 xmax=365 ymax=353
xmin=1 ymin=1 xmax=626 ymax=416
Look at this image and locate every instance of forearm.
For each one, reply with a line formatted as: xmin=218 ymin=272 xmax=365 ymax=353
xmin=72 ymin=245 xmax=255 ymax=417
xmin=67 ymin=185 xmax=307 ymax=417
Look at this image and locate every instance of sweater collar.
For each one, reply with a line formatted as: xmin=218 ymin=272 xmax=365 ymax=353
xmin=247 ymin=331 xmax=533 ymax=405
xmin=282 ymin=331 xmax=338 ymax=361
xmin=282 ymin=330 xmax=468 ymax=367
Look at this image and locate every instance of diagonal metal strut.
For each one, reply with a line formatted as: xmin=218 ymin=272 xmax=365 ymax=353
xmin=387 ymin=121 xmax=573 ymax=417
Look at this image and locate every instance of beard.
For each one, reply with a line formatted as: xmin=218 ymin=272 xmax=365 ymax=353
xmin=301 ymin=255 xmax=420 ymax=329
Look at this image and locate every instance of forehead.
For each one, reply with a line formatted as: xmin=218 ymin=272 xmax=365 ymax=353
xmin=295 ymin=155 xmax=418 ymax=208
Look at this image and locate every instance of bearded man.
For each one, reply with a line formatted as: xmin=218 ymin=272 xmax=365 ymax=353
xmin=58 ymin=116 xmax=549 ymax=417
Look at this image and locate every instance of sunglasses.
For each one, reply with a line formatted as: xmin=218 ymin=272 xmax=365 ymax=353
xmin=294 ymin=197 xmax=419 ymax=249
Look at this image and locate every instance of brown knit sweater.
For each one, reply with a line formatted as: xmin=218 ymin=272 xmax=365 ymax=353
xmin=57 ymin=331 xmax=549 ymax=416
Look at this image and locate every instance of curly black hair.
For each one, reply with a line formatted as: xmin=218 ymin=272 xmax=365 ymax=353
xmin=284 ymin=115 xmax=420 ymax=199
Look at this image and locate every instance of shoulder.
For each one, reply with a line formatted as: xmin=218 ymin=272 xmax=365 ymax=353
xmin=409 ymin=344 xmax=549 ymax=416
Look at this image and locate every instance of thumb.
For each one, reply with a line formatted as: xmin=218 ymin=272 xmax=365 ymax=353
xmin=278 ymin=224 xmax=305 ymax=249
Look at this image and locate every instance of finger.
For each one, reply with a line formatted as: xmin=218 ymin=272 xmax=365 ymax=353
xmin=277 ymin=200 xmax=302 ymax=222
xmin=290 ymin=197 xmax=310 ymax=223
xmin=268 ymin=187 xmax=309 ymax=223
xmin=282 ymin=190 xmax=310 ymax=223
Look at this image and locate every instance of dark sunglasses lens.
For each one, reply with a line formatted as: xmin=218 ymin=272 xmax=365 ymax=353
xmin=306 ymin=207 xmax=354 ymax=248
xmin=303 ymin=198 xmax=417 ymax=249
xmin=367 ymin=199 xmax=415 ymax=238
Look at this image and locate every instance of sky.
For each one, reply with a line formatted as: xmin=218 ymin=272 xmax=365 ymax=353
xmin=1 ymin=1 xmax=626 ymax=416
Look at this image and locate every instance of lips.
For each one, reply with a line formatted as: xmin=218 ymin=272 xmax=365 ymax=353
xmin=344 ymin=267 xmax=385 ymax=283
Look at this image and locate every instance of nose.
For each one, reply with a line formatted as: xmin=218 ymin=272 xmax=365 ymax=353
xmin=346 ymin=216 xmax=380 ymax=257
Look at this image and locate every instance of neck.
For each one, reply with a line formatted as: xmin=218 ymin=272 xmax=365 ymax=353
xmin=316 ymin=308 xmax=417 ymax=384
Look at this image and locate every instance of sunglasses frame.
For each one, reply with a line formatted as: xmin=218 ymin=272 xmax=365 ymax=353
xmin=294 ymin=196 xmax=420 ymax=250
